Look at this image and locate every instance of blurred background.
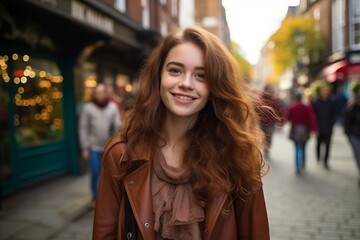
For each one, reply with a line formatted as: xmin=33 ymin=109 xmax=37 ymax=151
xmin=1 ymin=0 xmax=359 ymax=239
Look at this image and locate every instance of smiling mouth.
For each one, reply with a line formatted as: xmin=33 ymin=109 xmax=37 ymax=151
xmin=173 ymin=94 xmax=195 ymax=101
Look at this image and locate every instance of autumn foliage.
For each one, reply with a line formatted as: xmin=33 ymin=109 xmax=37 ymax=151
xmin=267 ymin=16 xmax=325 ymax=77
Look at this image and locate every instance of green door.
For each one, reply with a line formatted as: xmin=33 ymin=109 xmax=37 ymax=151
xmin=1 ymin=51 xmax=73 ymax=194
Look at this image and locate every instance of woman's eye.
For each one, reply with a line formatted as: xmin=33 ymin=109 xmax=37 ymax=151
xmin=195 ymin=73 xmax=206 ymax=81
xmin=168 ymin=68 xmax=182 ymax=75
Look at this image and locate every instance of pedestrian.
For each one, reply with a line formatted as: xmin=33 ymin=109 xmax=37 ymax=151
xmin=343 ymin=83 xmax=360 ymax=186
xmin=106 ymin=83 xmax=124 ymax=123
xmin=257 ymin=84 xmax=284 ymax=160
xmin=311 ymin=84 xmax=337 ymax=169
xmin=78 ymin=83 xmax=121 ymax=207
xmin=93 ymin=27 xmax=269 ymax=239
xmin=285 ymin=92 xmax=318 ymax=174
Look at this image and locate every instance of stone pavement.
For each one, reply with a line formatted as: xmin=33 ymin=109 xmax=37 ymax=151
xmin=264 ymin=124 xmax=360 ymax=240
xmin=1 ymin=124 xmax=359 ymax=240
xmin=0 ymin=173 xmax=92 ymax=240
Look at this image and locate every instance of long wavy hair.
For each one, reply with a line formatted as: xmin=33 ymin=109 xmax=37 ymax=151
xmin=121 ymin=26 xmax=267 ymax=204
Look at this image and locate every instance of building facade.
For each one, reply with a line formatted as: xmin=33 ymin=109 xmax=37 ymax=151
xmin=0 ymin=0 xmax=180 ymax=195
xmin=299 ymin=0 xmax=360 ymax=96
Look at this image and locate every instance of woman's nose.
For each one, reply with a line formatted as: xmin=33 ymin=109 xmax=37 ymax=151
xmin=178 ymin=73 xmax=194 ymax=90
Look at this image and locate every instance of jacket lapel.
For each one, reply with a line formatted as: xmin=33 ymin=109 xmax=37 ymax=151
xmin=124 ymin=162 xmax=155 ymax=240
xmin=204 ymin=193 xmax=228 ymax=240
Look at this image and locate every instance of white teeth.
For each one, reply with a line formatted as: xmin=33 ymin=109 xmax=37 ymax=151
xmin=175 ymin=95 xmax=193 ymax=101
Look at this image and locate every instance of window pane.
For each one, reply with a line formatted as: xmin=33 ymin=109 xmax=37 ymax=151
xmin=12 ymin=55 xmax=64 ymax=146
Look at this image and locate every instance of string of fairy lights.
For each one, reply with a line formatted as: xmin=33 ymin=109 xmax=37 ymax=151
xmin=0 ymin=53 xmax=64 ymax=141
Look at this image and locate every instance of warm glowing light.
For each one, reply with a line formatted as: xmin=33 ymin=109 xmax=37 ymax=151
xmin=29 ymin=71 xmax=36 ymax=78
xmin=18 ymin=87 xmax=24 ymax=94
xmin=15 ymin=94 xmax=21 ymax=100
xmin=35 ymin=113 xmax=41 ymax=120
xmin=12 ymin=54 xmax=18 ymax=60
xmin=39 ymin=80 xmax=51 ymax=88
xmin=23 ymin=69 xmax=30 ymax=76
xmin=3 ymin=75 xmax=10 ymax=82
xmin=14 ymin=70 xmax=23 ymax=77
xmin=46 ymin=105 xmax=53 ymax=112
xmin=14 ymin=77 xmax=20 ymax=84
xmin=23 ymin=55 xmax=30 ymax=62
xmin=39 ymin=71 xmax=46 ymax=78
xmin=35 ymin=96 xmax=42 ymax=104
xmin=45 ymin=73 xmax=52 ymax=79
xmin=1 ymin=64 xmax=7 ymax=70
xmin=125 ymin=84 xmax=133 ymax=92
xmin=21 ymin=77 xmax=27 ymax=83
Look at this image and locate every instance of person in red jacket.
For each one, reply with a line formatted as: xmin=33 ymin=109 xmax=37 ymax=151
xmin=93 ymin=26 xmax=270 ymax=239
xmin=285 ymin=92 xmax=318 ymax=174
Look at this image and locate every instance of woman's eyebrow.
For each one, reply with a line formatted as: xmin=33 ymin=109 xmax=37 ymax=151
xmin=166 ymin=61 xmax=204 ymax=70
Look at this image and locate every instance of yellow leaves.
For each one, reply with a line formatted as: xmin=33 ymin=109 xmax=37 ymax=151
xmin=231 ymin=41 xmax=253 ymax=82
xmin=267 ymin=16 xmax=324 ymax=75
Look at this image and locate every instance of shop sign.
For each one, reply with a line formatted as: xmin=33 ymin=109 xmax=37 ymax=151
xmin=0 ymin=3 xmax=56 ymax=50
xmin=71 ymin=0 xmax=114 ymax=35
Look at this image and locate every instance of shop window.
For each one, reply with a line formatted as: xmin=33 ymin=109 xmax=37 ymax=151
xmin=3 ymin=54 xmax=65 ymax=146
xmin=115 ymin=0 xmax=126 ymax=13
xmin=350 ymin=0 xmax=360 ymax=46
xmin=0 ymin=55 xmax=12 ymax=180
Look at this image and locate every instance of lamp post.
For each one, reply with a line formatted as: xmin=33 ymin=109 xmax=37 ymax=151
xmin=293 ymin=30 xmax=309 ymax=94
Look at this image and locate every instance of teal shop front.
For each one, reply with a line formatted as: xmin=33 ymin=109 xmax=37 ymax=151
xmin=0 ymin=47 xmax=79 ymax=195
xmin=0 ymin=0 xmax=160 ymax=196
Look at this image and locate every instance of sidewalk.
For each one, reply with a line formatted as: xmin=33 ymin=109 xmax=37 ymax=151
xmin=264 ymin=124 xmax=360 ymax=240
xmin=0 ymin=173 xmax=92 ymax=240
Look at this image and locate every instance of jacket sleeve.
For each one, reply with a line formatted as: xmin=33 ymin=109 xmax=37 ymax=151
xmin=93 ymin=139 xmax=125 ymax=240
xmin=235 ymin=186 xmax=270 ymax=240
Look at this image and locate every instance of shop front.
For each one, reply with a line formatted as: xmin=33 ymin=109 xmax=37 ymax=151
xmin=322 ymin=50 xmax=360 ymax=97
xmin=1 ymin=0 xmax=159 ymax=195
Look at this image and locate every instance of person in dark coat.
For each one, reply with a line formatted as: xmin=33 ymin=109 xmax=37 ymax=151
xmin=311 ymin=84 xmax=337 ymax=169
xmin=343 ymin=84 xmax=360 ymax=186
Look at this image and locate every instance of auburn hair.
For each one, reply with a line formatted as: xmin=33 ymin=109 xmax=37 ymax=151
xmin=120 ymin=26 xmax=267 ymax=204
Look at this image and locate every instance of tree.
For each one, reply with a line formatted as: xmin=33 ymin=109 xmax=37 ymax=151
xmin=267 ymin=16 xmax=325 ymax=78
xmin=231 ymin=41 xmax=253 ymax=82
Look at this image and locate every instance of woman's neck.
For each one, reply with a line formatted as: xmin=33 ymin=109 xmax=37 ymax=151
xmin=160 ymin=113 xmax=197 ymax=168
xmin=161 ymin=113 xmax=196 ymax=146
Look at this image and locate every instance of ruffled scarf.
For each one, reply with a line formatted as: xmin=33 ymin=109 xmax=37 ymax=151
xmin=152 ymin=149 xmax=204 ymax=240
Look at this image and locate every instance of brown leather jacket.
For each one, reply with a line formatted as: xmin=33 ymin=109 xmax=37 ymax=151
xmin=93 ymin=136 xmax=270 ymax=240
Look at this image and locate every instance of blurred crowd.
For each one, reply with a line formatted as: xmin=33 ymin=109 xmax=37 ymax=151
xmin=257 ymin=81 xmax=360 ymax=186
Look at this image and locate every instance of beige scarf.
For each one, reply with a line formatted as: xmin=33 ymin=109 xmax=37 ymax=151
xmin=152 ymin=149 xmax=204 ymax=240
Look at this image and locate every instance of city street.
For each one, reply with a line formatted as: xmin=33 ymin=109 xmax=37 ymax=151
xmin=0 ymin=123 xmax=360 ymax=240
xmin=48 ymin=124 xmax=360 ymax=240
xmin=264 ymin=124 xmax=360 ymax=240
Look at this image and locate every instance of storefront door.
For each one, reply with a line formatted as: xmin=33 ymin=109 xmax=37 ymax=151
xmin=0 ymin=51 xmax=70 ymax=194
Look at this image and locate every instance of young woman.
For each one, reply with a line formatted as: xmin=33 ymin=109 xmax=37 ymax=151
xmin=93 ymin=27 xmax=269 ymax=240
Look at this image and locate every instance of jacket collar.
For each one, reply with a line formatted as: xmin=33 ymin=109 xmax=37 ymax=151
xmin=124 ymin=160 xmax=228 ymax=240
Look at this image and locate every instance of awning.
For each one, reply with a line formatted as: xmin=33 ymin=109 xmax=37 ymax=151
xmin=322 ymin=60 xmax=349 ymax=82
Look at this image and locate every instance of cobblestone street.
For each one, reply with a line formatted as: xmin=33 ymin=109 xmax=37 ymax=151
xmin=264 ymin=125 xmax=360 ymax=240
xmin=3 ymin=124 xmax=358 ymax=240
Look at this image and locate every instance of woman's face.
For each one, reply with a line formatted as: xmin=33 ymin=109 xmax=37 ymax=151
xmin=160 ymin=42 xmax=210 ymax=120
